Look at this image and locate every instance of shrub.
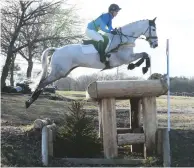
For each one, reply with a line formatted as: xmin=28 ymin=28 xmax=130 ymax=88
xmin=54 ymin=100 xmax=102 ymax=158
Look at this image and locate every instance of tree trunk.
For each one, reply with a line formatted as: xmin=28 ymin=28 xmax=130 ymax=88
xmin=1 ymin=48 xmax=14 ymax=88
xmin=1 ymin=4 xmax=25 ymax=88
xmin=10 ymin=55 xmax=16 ymax=86
xmin=27 ymin=60 xmax=33 ymax=78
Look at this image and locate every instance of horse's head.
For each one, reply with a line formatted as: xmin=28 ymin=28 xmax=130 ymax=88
xmin=106 ymin=18 xmax=159 ymax=52
xmin=144 ymin=17 xmax=158 ymax=48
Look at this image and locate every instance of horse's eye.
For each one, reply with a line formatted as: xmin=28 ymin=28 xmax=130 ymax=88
xmin=152 ymin=28 xmax=156 ymax=31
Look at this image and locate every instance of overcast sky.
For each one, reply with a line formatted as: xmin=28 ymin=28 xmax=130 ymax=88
xmin=68 ymin=0 xmax=194 ymax=78
xmin=1 ymin=0 xmax=194 ymax=79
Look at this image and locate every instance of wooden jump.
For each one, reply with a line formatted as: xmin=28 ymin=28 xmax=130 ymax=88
xmin=86 ymin=80 xmax=168 ymax=100
xmin=86 ymin=79 xmax=168 ymax=159
xmin=35 ymin=79 xmax=171 ymax=166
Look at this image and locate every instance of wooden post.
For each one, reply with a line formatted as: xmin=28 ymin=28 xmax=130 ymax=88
xmin=129 ymin=101 xmax=132 ymax=129
xmin=34 ymin=118 xmax=52 ymax=129
xmin=42 ymin=126 xmax=49 ymax=166
xmin=142 ymin=96 xmax=158 ymax=156
xmin=47 ymin=123 xmax=56 ymax=157
xmin=98 ymin=100 xmax=103 ymax=138
xmin=47 ymin=123 xmax=57 ymax=141
xmin=48 ymin=128 xmax=53 ymax=157
xmin=41 ymin=123 xmax=56 ymax=166
xmin=101 ymin=98 xmax=118 ymax=158
xmin=130 ymin=98 xmax=142 ymax=129
xmin=156 ymin=128 xmax=163 ymax=156
xmin=130 ymin=98 xmax=144 ymax=154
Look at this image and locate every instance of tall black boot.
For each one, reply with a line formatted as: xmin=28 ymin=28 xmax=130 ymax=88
xmin=98 ymin=40 xmax=110 ymax=69
xmin=98 ymin=40 xmax=106 ymax=63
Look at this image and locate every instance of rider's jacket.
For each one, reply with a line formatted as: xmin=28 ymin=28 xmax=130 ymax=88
xmin=87 ymin=13 xmax=113 ymax=33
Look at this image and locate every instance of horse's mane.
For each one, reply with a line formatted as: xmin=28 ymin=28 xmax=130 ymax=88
xmin=122 ymin=19 xmax=149 ymax=29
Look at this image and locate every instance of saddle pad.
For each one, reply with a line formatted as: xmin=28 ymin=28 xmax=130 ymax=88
xmin=81 ymin=44 xmax=98 ymax=54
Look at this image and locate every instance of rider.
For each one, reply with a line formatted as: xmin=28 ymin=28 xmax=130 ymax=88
xmin=85 ymin=4 xmax=121 ymax=68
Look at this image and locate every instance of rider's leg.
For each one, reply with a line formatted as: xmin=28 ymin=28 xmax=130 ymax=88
xmin=85 ymin=28 xmax=104 ymax=41
xmin=85 ymin=29 xmax=110 ymax=68
xmin=97 ymin=40 xmax=106 ymax=62
xmin=85 ymin=29 xmax=106 ymax=62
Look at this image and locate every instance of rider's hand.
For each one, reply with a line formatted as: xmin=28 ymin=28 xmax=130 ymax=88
xmin=111 ymin=30 xmax=117 ymax=35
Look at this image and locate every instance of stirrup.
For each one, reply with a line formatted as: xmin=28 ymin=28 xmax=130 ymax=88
xmin=101 ymin=60 xmax=110 ymax=71
xmin=105 ymin=60 xmax=110 ymax=68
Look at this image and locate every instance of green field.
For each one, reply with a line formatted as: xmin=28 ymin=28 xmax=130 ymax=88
xmin=57 ymin=91 xmax=194 ymax=112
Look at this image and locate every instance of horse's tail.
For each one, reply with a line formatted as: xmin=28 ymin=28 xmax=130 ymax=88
xmin=40 ymin=47 xmax=56 ymax=81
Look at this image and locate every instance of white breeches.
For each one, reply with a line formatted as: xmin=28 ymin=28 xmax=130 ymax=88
xmin=85 ymin=28 xmax=104 ymax=42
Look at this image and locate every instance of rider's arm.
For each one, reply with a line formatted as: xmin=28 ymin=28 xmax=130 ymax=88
xmin=107 ymin=19 xmax=113 ymax=32
xmin=99 ymin=14 xmax=111 ymax=33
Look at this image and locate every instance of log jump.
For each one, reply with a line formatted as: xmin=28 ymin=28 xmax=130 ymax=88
xmin=86 ymin=79 xmax=170 ymax=165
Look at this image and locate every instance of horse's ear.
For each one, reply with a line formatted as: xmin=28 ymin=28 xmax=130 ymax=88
xmin=153 ymin=17 xmax=157 ymax=22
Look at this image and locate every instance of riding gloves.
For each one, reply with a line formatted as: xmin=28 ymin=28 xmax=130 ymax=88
xmin=110 ymin=30 xmax=117 ymax=35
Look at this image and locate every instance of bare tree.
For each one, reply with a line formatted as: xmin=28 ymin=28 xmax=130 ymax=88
xmin=72 ymin=72 xmax=140 ymax=91
xmin=17 ymin=4 xmax=83 ymax=78
xmin=74 ymin=75 xmax=98 ymax=91
xmin=1 ymin=0 xmax=83 ymax=87
xmin=55 ymin=77 xmax=76 ymax=91
xmin=9 ymin=53 xmax=21 ymax=86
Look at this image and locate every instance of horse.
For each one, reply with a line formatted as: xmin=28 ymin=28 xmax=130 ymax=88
xmin=25 ymin=17 xmax=158 ymax=108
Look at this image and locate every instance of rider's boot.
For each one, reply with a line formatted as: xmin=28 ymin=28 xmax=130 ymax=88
xmin=98 ymin=40 xmax=105 ymax=62
xmin=104 ymin=57 xmax=110 ymax=69
xmin=98 ymin=40 xmax=110 ymax=69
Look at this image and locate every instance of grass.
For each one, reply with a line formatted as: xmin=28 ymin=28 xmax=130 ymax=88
xmin=56 ymin=91 xmax=86 ymax=95
xmin=57 ymin=91 xmax=194 ymax=111
xmin=1 ymin=94 xmax=70 ymax=126
xmin=156 ymin=95 xmax=194 ymax=111
xmin=2 ymin=91 xmax=193 ymax=127
xmin=56 ymin=90 xmax=86 ymax=100
xmin=1 ymin=92 xmax=194 ymax=167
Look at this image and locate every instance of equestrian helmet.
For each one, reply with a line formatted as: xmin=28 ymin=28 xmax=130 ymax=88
xmin=108 ymin=4 xmax=121 ymax=12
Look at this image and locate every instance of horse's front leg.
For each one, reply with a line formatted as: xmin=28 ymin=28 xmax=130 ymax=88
xmin=127 ymin=52 xmax=150 ymax=74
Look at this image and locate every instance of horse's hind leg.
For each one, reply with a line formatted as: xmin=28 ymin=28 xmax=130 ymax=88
xmin=25 ymin=66 xmax=77 ymax=109
xmin=25 ymin=89 xmax=43 ymax=108
xmin=38 ymin=66 xmax=78 ymax=89
xmin=25 ymin=71 xmax=62 ymax=109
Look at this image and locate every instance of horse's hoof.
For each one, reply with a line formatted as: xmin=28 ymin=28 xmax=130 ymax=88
xmin=142 ymin=67 xmax=148 ymax=74
xmin=25 ymin=100 xmax=31 ymax=109
xmin=128 ymin=63 xmax=135 ymax=70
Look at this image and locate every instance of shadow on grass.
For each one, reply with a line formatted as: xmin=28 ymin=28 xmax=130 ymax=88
xmin=170 ymin=129 xmax=194 ymax=167
xmin=1 ymin=128 xmax=42 ymax=167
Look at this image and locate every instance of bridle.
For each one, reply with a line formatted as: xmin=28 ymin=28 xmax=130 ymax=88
xmin=114 ymin=20 xmax=158 ymax=46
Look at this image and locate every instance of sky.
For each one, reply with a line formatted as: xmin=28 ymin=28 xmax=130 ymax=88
xmin=1 ymin=0 xmax=194 ymax=80
xmin=68 ymin=0 xmax=194 ymax=78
